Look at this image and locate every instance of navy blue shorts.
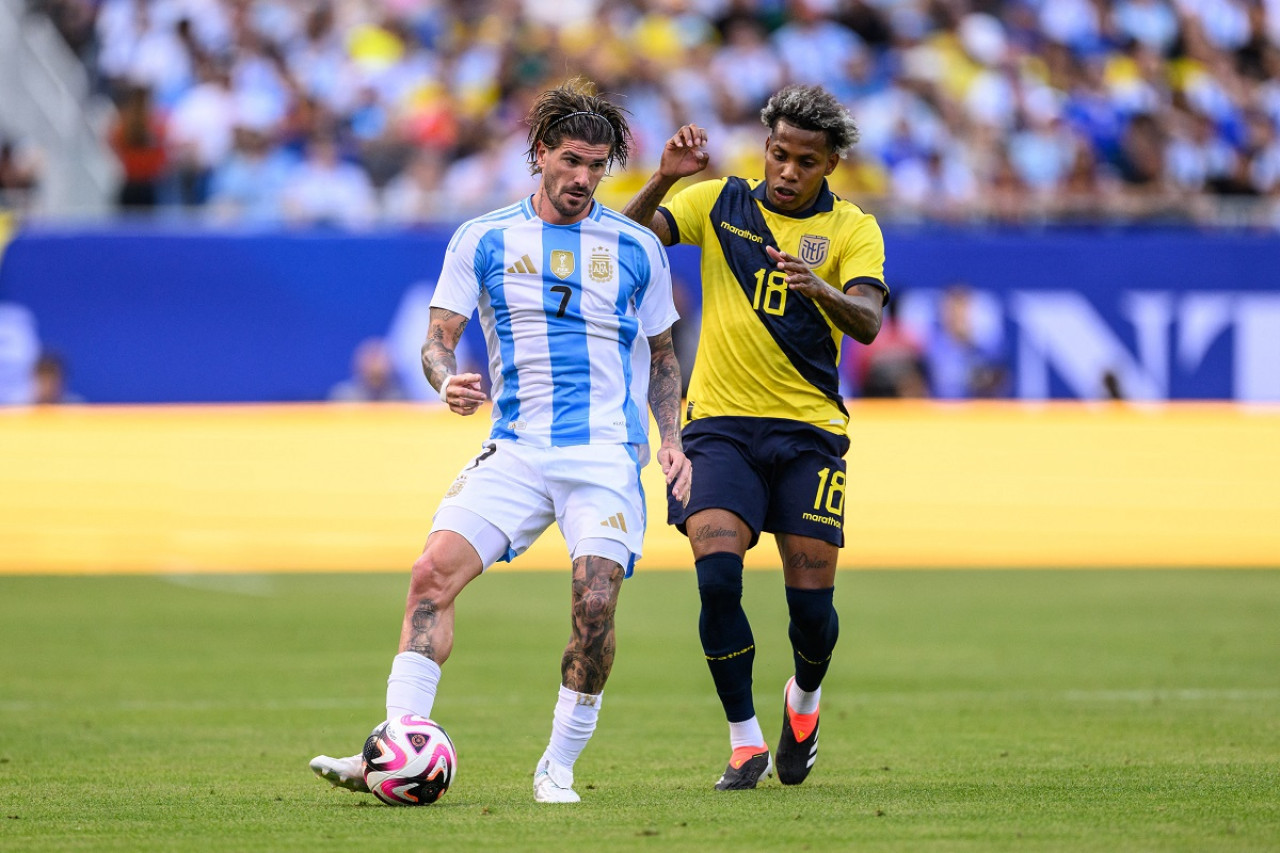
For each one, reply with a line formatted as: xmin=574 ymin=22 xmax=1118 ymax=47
xmin=668 ymin=416 xmax=851 ymax=548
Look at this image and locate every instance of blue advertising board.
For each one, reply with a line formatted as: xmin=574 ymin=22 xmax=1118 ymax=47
xmin=1 ymin=224 xmax=1277 ymax=403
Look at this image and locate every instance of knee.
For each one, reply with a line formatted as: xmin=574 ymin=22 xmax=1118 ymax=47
xmin=570 ymin=555 xmax=622 ymax=632
xmin=696 ymin=554 xmax=745 ymax=632
xmin=696 ymin=552 xmax=744 ymax=602
xmin=570 ymin=585 xmax=618 ymax=632
xmin=785 ymin=586 xmax=838 ymax=639
xmin=408 ymin=547 xmax=460 ymax=604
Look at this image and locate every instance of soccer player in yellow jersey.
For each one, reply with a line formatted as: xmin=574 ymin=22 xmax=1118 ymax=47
xmin=624 ymin=85 xmax=888 ymax=789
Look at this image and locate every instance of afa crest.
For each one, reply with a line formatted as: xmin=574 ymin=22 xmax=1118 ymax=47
xmin=589 ymin=247 xmax=613 ymax=283
xmin=798 ymin=234 xmax=830 ymax=267
xmin=445 ymin=474 xmax=467 ymax=498
xmin=551 ymin=250 xmax=575 ymax=280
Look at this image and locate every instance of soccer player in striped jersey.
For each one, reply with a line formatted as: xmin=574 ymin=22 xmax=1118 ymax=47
xmin=624 ymin=85 xmax=888 ymax=789
xmin=311 ymin=78 xmax=691 ymax=804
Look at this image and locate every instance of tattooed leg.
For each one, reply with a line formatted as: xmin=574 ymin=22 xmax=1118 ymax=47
xmin=398 ymin=531 xmax=484 ymax=664
xmin=684 ymin=509 xmax=756 ymax=723
xmin=561 ymin=555 xmax=625 ymax=694
xmin=686 ymin=508 xmax=750 ymax=561
xmin=776 ymin=533 xmax=839 ymax=590
xmin=776 ymin=533 xmax=840 ymax=694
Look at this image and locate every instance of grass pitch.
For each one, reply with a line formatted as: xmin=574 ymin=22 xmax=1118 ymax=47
xmin=1 ymin=569 xmax=1277 ymax=852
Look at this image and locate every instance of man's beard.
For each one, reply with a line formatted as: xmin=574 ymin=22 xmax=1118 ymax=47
xmin=546 ymin=182 xmax=591 ymax=217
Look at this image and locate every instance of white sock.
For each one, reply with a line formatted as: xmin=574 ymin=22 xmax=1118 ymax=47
xmin=385 ymin=652 xmax=442 ymax=720
xmin=544 ymin=684 xmax=602 ymax=772
xmin=788 ymin=680 xmax=821 ymax=715
xmin=729 ymin=716 xmax=766 ymax=750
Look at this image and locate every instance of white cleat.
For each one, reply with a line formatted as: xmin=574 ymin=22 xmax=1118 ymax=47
xmin=533 ymin=756 xmax=581 ymax=803
xmin=310 ymin=753 xmax=369 ymax=793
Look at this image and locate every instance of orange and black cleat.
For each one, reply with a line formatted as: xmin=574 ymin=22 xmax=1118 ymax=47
xmin=776 ymin=677 xmax=819 ymax=785
xmin=714 ymin=745 xmax=773 ymax=790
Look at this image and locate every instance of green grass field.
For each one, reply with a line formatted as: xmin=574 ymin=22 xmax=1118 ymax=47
xmin=1 ymin=569 xmax=1277 ymax=852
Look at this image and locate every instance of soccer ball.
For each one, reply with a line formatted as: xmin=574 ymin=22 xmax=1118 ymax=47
xmin=362 ymin=715 xmax=457 ymax=806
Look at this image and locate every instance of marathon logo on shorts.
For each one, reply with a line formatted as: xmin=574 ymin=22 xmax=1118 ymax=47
xmin=801 ymin=511 xmax=841 ymax=528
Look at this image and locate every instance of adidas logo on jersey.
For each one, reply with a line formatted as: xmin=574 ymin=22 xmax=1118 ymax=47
xmin=600 ymin=512 xmax=627 ymax=532
xmin=506 ymin=254 xmax=538 ymax=275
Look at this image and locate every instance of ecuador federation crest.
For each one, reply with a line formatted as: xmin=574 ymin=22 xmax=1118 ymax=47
xmin=551 ymin=250 xmax=575 ymax=280
xmin=798 ymin=234 xmax=830 ymax=267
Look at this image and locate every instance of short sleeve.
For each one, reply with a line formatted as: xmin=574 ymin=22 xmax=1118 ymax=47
xmin=618 ymin=226 xmax=679 ymax=337
xmin=660 ymin=178 xmax=726 ymax=248
xmin=429 ymin=221 xmax=488 ymax=317
xmin=838 ymin=212 xmax=889 ymax=304
xmin=636 ymin=246 xmax=679 ymax=337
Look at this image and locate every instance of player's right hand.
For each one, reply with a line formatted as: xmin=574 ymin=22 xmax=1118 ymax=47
xmin=442 ymin=372 xmax=486 ymax=416
xmin=659 ymin=124 xmax=710 ymax=179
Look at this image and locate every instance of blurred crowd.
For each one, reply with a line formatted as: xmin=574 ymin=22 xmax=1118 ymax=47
xmin=841 ymin=283 xmax=1015 ymax=399
xmin=9 ymin=0 xmax=1278 ymax=228
xmin=0 ymin=136 xmax=42 ymax=213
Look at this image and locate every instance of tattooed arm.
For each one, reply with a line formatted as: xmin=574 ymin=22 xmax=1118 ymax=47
xmin=622 ymin=124 xmax=709 ymax=244
xmin=423 ymin=306 xmax=487 ymax=415
xmin=648 ymin=328 xmax=692 ymax=505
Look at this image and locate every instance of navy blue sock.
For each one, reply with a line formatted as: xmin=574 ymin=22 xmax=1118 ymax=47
xmin=785 ymin=586 xmax=839 ymax=692
xmin=696 ymin=552 xmax=755 ymax=723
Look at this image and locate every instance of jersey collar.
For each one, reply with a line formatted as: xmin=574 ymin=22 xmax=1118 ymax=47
xmin=751 ymin=179 xmax=835 ymax=219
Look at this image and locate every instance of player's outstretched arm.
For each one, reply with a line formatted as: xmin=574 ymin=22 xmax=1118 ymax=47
xmin=765 ymin=245 xmax=884 ymax=345
xmin=647 ymin=328 xmax=691 ymax=506
xmin=423 ymin=306 xmax=486 ymax=415
xmin=622 ymin=124 xmax=709 ymax=245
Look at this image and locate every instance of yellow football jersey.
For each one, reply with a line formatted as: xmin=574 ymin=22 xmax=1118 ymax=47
xmin=660 ymin=177 xmax=887 ymax=434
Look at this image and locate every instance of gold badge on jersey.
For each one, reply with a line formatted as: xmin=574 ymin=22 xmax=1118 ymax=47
xmin=589 ymin=247 xmax=613 ymax=283
xmin=798 ymin=234 xmax=830 ymax=267
xmin=551 ymin=250 xmax=575 ymax=280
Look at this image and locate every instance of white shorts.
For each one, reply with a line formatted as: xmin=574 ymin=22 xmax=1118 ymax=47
xmin=430 ymin=439 xmax=647 ymax=576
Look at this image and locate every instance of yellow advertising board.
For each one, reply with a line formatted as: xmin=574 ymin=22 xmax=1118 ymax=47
xmin=1 ymin=402 xmax=1276 ymax=574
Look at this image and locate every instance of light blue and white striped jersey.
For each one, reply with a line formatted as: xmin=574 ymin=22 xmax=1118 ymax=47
xmin=431 ymin=197 xmax=679 ymax=452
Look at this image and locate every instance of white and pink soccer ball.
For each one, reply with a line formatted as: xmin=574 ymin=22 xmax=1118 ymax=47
xmin=362 ymin=715 xmax=457 ymax=806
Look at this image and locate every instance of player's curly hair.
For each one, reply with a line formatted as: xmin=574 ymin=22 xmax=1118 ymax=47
xmin=525 ymin=77 xmax=632 ymax=175
xmin=760 ymin=85 xmax=860 ymax=159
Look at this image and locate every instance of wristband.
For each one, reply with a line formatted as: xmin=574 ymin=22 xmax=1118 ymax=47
xmin=438 ymin=374 xmax=454 ymax=403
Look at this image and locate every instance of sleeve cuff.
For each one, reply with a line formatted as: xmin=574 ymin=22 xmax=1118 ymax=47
xmin=657 ymin=206 xmax=680 ymax=245
xmin=844 ymin=276 xmax=890 ymax=305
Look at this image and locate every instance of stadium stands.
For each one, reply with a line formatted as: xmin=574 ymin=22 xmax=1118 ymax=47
xmin=12 ymin=0 xmax=1280 ymax=227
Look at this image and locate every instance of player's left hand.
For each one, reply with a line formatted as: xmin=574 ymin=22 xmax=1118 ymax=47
xmin=766 ymin=245 xmax=824 ymax=298
xmin=657 ymin=445 xmax=692 ymax=508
